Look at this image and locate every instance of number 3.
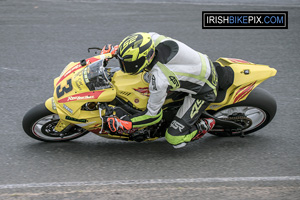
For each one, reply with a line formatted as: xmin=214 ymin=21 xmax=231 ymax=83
xmin=56 ymin=79 xmax=73 ymax=98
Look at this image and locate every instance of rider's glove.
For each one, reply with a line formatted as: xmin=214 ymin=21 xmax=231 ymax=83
xmin=101 ymin=44 xmax=119 ymax=56
xmin=107 ymin=117 xmax=132 ymax=132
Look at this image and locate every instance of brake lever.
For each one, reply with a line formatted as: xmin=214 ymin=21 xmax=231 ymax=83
xmin=88 ymin=47 xmax=102 ymax=54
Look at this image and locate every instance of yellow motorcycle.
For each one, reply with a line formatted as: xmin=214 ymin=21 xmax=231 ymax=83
xmin=22 ymin=51 xmax=277 ymax=142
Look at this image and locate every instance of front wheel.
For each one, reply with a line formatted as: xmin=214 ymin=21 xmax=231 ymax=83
xmin=209 ymin=87 xmax=277 ymax=137
xmin=22 ymin=103 xmax=89 ymax=142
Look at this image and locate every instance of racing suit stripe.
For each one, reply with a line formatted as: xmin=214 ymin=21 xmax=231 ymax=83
xmin=156 ymin=53 xmax=216 ymax=96
xmin=156 ymin=62 xmax=180 ymax=90
xmin=131 ymin=109 xmax=163 ymax=128
xmin=175 ymin=53 xmax=217 ymax=96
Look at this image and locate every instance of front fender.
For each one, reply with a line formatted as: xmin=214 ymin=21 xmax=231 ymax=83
xmin=45 ymin=97 xmax=58 ymax=114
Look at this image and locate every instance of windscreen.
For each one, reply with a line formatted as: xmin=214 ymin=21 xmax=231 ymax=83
xmin=83 ymin=60 xmax=111 ymax=91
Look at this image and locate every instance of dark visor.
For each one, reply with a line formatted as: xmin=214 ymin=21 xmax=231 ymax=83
xmin=117 ymin=54 xmax=145 ymax=75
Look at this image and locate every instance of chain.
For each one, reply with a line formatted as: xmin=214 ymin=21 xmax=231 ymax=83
xmin=220 ymin=116 xmax=252 ymax=129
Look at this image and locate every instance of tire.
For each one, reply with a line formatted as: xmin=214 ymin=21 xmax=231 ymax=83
xmin=22 ymin=103 xmax=89 ymax=142
xmin=209 ymin=87 xmax=277 ymax=137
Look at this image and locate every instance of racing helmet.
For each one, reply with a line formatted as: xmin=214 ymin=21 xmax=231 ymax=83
xmin=117 ymin=32 xmax=155 ymax=75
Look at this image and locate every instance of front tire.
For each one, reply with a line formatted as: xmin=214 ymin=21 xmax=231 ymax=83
xmin=209 ymin=87 xmax=277 ymax=137
xmin=22 ymin=103 xmax=89 ymax=142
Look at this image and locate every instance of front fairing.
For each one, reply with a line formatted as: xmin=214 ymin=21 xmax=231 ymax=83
xmin=53 ymin=56 xmax=117 ymax=116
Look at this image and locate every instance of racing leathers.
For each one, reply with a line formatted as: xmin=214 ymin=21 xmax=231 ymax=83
xmin=111 ymin=32 xmax=218 ymax=146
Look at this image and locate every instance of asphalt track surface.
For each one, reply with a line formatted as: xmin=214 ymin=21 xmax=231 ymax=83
xmin=0 ymin=0 xmax=300 ymax=199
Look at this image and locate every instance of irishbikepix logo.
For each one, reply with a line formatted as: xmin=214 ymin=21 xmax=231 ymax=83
xmin=203 ymin=11 xmax=288 ymax=29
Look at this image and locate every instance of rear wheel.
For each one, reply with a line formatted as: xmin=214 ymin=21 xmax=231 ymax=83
xmin=22 ymin=103 xmax=89 ymax=142
xmin=209 ymin=87 xmax=277 ymax=137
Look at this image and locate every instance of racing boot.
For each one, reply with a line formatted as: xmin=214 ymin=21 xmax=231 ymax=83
xmin=191 ymin=118 xmax=215 ymax=141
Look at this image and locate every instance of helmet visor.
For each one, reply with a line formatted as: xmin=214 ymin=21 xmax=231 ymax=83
xmin=117 ymin=55 xmax=145 ymax=75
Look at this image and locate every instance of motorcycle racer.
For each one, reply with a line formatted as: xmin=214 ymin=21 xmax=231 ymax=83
xmin=107 ymin=32 xmax=218 ymax=148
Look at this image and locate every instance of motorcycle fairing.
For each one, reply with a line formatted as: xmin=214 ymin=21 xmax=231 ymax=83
xmin=49 ymin=54 xmax=117 ymax=131
xmin=112 ymin=70 xmax=150 ymax=110
xmin=207 ymin=57 xmax=277 ymax=110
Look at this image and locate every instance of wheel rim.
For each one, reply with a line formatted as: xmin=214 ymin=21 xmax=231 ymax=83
xmin=32 ymin=114 xmax=87 ymax=141
xmin=213 ymin=106 xmax=267 ymax=132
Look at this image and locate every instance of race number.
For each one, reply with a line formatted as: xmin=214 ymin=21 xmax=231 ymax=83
xmin=56 ymin=79 xmax=73 ymax=98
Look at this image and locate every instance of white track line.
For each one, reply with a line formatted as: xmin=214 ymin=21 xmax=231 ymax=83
xmin=1 ymin=67 xmax=19 ymax=72
xmin=1 ymin=176 xmax=300 ymax=190
xmin=41 ymin=0 xmax=300 ymax=8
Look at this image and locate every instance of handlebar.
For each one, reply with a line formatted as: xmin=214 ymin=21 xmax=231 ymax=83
xmin=88 ymin=47 xmax=102 ymax=53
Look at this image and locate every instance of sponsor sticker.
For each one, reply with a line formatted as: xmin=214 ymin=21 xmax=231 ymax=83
xmin=56 ymin=63 xmax=84 ymax=86
xmin=170 ymin=120 xmax=185 ymax=132
xmin=169 ymin=76 xmax=180 ymax=88
xmin=58 ymin=90 xmax=104 ymax=103
xmin=120 ymin=35 xmax=138 ymax=53
xmin=63 ymin=104 xmax=73 ymax=114
xmin=151 ymin=75 xmax=157 ymax=91
xmin=75 ymin=78 xmax=84 ymax=90
xmin=65 ymin=116 xmax=87 ymax=123
xmin=190 ymin=100 xmax=204 ymax=119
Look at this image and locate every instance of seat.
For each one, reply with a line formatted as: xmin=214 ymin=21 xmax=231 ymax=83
xmin=213 ymin=62 xmax=234 ymax=103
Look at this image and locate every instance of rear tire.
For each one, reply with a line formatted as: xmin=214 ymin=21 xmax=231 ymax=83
xmin=22 ymin=103 xmax=89 ymax=142
xmin=209 ymin=87 xmax=277 ymax=137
